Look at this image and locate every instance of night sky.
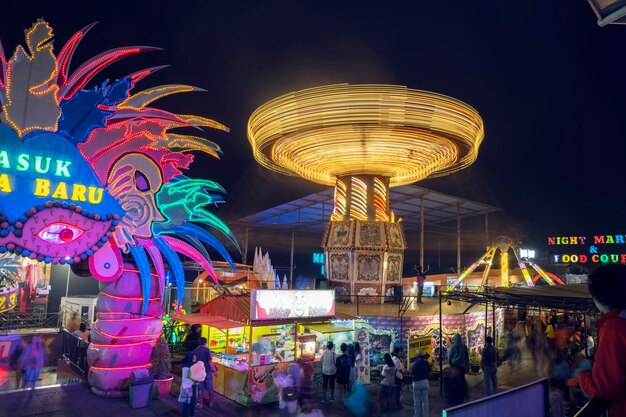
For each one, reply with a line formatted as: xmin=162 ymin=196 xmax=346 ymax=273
xmin=2 ymin=1 xmax=625 ymax=273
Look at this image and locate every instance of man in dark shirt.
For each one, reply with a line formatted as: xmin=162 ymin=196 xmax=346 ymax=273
xmin=193 ymin=337 xmax=215 ymax=407
xmin=411 ymin=349 xmax=432 ymax=417
xmin=335 ymin=343 xmax=352 ymax=401
xmin=481 ymin=336 xmax=498 ymax=396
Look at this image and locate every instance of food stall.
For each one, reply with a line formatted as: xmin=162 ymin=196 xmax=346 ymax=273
xmin=175 ymin=289 xmax=354 ymax=406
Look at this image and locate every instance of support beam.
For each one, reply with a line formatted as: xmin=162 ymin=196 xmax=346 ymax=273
xmin=485 ymin=212 xmax=489 ymax=248
xmin=290 ymin=232 xmax=295 ymax=289
xmin=242 ymin=226 xmax=249 ymax=264
xmin=420 ymin=197 xmax=425 ymax=272
xmin=447 ymin=248 xmax=492 ymax=292
xmin=439 ymin=290 xmax=443 ymax=397
xmin=457 ymin=204 xmax=461 ymax=278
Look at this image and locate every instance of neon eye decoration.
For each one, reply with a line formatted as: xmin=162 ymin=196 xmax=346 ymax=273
xmin=0 ymin=20 xmax=238 ymax=397
xmin=38 ymin=222 xmax=85 ymax=244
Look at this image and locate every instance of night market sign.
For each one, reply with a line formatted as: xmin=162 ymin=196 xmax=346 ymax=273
xmin=548 ymin=235 xmax=626 ymax=264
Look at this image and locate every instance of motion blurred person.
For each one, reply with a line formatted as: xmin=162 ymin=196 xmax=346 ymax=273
xmin=20 ymin=336 xmax=45 ymax=389
xmin=321 ymin=341 xmax=336 ymax=403
xmin=193 ymin=337 xmax=216 ymax=408
xmin=578 ymin=264 xmax=626 ymax=416
xmin=392 ymin=347 xmax=406 ymax=409
xmin=380 ymin=353 xmax=399 ymax=413
xmin=411 ymin=349 xmax=431 ymax=417
xmin=481 ymin=336 xmax=498 ymax=396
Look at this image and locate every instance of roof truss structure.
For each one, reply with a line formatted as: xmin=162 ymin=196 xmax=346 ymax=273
xmin=236 ymin=184 xmax=500 ymax=234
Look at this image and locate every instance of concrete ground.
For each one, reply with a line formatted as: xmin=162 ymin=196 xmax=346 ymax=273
xmin=2 ymin=351 xmax=542 ymax=417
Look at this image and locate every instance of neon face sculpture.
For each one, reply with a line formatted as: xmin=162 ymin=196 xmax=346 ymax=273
xmin=0 ymin=20 xmax=237 ymax=395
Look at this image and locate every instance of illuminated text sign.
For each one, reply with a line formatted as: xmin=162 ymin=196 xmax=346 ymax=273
xmin=547 ymin=235 xmax=626 ymax=264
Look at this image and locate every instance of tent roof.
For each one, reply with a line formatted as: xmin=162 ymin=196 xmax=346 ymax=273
xmin=236 ymin=184 xmax=500 ymax=233
xmin=442 ymin=284 xmax=596 ymax=312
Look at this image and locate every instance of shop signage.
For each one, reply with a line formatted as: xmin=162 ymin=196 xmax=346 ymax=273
xmin=548 ymin=234 xmax=626 ymax=264
xmin=0 ymin=131 xmax=122 ymax=218
xmin=251 ymin=289 xmax=335 ymax=320
xmin=312 ymin=252 xmax=325 ymax=276
xmin=355 ymin=326 xmax=371 ymax=384
xmin=407 ymin=335 xmax=433 ymax=367
xmin=519 ymin=248 xmax=535 ymax=259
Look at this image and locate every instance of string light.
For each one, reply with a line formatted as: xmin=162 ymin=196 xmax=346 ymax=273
xmin=331 ymin=179 xmax=347 ymax=221
xmin=349 ymin=177 xmax=368 ymax=221
xmin=373 ymin=177 xmax=388 ymax=222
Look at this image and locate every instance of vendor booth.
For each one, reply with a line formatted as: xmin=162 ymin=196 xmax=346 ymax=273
xmin=175 ymin=289 xmax=355 ymax=406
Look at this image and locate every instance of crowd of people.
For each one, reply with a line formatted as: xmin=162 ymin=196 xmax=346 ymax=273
xmin=172 ymin=264 xmax=624 ymax=417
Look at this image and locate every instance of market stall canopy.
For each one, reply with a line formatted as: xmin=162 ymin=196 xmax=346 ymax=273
xmin=443 ymin=284 xmax=596 ymax=312
xmin=196 ymin=295 xmax=359 ymax=326
xmin=171 ymin=313 xmax=244 ymax=329
xmin=306 ymin=323 xmax=353 ymax=334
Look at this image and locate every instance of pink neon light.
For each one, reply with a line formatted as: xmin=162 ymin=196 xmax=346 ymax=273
xmin=90 ymin=363 xmax=151 ymax=371
xmin=99 ymin=291 xmax=159 ymax=301
xmin=96 ymin=316 xmax=155 ymax=322
xmin=62 ymin=47 xmax=145 ymax=99
xmin=93 ymin=322 xmax=161 ymax=340
xmin=138 ymin=238 xmax=165 ymax=297
xmin=160 ymin=235 xmax=217 ymax=284
xmin=90 ymin=340 xmax=153 ymax=348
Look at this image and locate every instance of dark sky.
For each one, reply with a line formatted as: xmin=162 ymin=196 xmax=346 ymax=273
xmin=2 ymin=1 xmax=625 ymax=265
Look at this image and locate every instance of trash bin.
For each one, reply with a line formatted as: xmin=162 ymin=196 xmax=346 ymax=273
xmin=129 ymin=369 xmax=153 ymax=409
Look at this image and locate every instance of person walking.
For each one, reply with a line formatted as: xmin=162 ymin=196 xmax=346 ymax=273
xmin=347 ymin=343 xmax=357 ymax=390
xmin=277 ymin=362 xmax=302 ymax=417
xmin=411 ymin=349 xmax=431 ymax=417
xmin=380 ymin=353 xmax=399 ymax=413
xmin=335 ymin=343 xmax=352 ymax=401
xmin=481 ymin=336 xmax=498 ymax=396
xmin=321 ymin=341 xmax=337 ymax=403
xmin=577 ymin=264 xmax=626 ymax=417
xmin=392 ymin=347 xmax=406 ymax=409
xmin=178 ymin=352 xmax=198 ymax=417
xmin=192 ymin=337 xmax=216 ymax=408
xmin=20 ymin=336 xmax=45 ymax=389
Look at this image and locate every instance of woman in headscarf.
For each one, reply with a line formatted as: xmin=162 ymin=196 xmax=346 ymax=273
xmin=178 ymin=352 xmax=198 ymax=417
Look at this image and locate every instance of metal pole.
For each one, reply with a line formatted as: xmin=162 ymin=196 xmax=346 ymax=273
xmin=457 ymin=204 xmax=461 ymax=278
xmin=420 ymin=197 xmax=425 ymax=271
xmin=485 ymin=299 xmax=488 ymax=340
xmin=583 ymin=313 xmax=589 ymax=358
xmin=65 ymin=265 xmax=71 ymax=298
xmin=492 ymin=302 xmax=496 ymax=342
xmin=439 ymin=290 xmax=443 ymax=396
xmin=242 ymin=226 xmax=249 ymax=264
xmin=290 ymin=232 xmax=295 ymax=289
xmin=485 ymin=212 xmax=489 ymax=248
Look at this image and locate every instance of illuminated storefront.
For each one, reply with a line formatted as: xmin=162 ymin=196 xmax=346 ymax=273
xmin=174 ymin=289 xmax=355 ymax=406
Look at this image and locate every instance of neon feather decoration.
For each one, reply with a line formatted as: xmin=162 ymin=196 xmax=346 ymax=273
xmin=0 ymin=20 xmax=238 ymax=395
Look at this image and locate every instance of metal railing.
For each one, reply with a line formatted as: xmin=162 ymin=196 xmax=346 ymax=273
xmin=0 ymin=312 xmax=61 ymax=334
xmin=61 ymin=330 xmax=90 ymax=376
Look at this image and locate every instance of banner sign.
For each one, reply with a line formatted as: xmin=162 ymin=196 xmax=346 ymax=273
xmin=251 ymin=289 xmax=335 ymax=321
xmin=355 ymin=326 xmax=371 ymax=384
xmin=548 ymin=234 xmax=626 ymax=264
xmin=407 ymin=335 xmax=433 ymax=368
xmin=0 ymin=128 xmax=123 ymax=218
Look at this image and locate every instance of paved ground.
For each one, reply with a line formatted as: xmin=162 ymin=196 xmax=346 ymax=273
xmin=2 ymin=351 xmax=541 ymax=417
